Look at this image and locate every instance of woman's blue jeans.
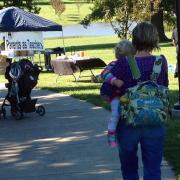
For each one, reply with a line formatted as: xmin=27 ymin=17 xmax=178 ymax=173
xmin=116 ymin=122 xmax=165 ymax=180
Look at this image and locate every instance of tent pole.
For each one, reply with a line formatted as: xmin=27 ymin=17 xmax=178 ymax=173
xmin=61 ymin=30 xmax=66 ymax=53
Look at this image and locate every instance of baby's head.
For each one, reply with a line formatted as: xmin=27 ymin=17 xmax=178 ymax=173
xmin=115 ymin=40 xmax=135 ymax=59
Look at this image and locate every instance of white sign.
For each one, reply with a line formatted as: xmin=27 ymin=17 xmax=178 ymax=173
xmin=5 ymin=32 xmax=44 ymax=51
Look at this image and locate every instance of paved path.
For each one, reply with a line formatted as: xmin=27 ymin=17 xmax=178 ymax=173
xmin=0 ymin=88 xmax=176 ymax=180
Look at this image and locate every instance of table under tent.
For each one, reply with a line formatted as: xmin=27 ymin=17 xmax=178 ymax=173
xmin=0 ymin=6 xmax=64 ymax=120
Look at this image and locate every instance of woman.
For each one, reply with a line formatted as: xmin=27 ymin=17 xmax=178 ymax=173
xmin=104 ymin=22 xmax=169 ymax=179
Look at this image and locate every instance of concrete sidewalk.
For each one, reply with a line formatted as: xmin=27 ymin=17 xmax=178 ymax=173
xmin=0 ymin=88 xmax=176 ymax=180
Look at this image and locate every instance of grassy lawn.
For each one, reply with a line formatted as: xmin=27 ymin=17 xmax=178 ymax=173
xmin=36 ymin=0 xmax=93 ymax=26
xmin=0 ymin=1 xmax=180 ymax=179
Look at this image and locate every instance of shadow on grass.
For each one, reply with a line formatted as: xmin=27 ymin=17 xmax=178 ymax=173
xmin=42 ymin=84 xmax=100 ymax=92
xmin=41 ymin=85 xmax=179 ymax=112
xmin=165 ymin=118 xmax=180 ymax=176
xmin=65 ymin=43 xmax=116 ymax=52
xmin=34 ymin=1 xmax=49 ymax=5
xmin=34 ymin=1 xmax=89 ymax=5
xmin=164 ymin=89 xmax=180 ymax=177
xmin=67 ymin=15 xmax=81 ymax=22
xmin=64 ymin=1 xmax=88 ymax=4
xmin=169 ymin=90 xmax=179 ymax=104
xmin=65 ymin=41 xmax=174 ymax=52
xmin=159 ymin=42 xmax=174 ymax=48
xmin=72 ymin=93 xmax=110 ymax=110
xmin=74 ymin=79 xmax=100 ymax=83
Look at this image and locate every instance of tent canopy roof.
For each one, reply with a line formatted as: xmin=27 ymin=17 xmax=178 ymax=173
xmin=0 ymin=6 xmax=62 ymax=32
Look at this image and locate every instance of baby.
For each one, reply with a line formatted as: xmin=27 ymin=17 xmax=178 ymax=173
xmin=100 ymin=40 xmax=135 ymax=147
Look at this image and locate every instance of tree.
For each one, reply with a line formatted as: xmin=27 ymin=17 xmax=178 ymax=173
xmin=81 ymin=0 xmax=160 ymax=39
xmin=151 ymin=9 xmax=169 ymax=42
xmin=0 ymin=0 xmax=41 ymax=14
xmin=151 ymin=0 xmax=175 ymax=42
xmin=161 ymin=0 xmax=175 ymax=26
xmin=50 ymin=0 xmax=65 ymax=17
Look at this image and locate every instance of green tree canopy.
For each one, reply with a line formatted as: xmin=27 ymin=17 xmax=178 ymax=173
xmin=81 ymin=0 xmax=160 ymax=38
xmin=161 ymin=0 xmax=176 ymax=26
xmin=0 ymin=0 xmax=41 ymax=14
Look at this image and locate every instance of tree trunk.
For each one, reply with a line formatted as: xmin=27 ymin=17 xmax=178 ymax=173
xmin=151 ymin=9 xmax=170 ymax=42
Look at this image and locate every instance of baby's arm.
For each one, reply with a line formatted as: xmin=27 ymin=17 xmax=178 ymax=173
xmin=111 ymin=78 xmax=124 ymax=88
xmin=101 ymin=61 xmax=124 ymax=88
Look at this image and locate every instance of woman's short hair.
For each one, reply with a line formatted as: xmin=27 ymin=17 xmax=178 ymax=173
xmin=115 ymin=39 xmax=135 ymax=59
xmin=132 ymin=22 xmax=159 ymax=51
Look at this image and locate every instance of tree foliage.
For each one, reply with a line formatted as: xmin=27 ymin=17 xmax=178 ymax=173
xmin=161 ymin=0 xmax=176 ymax=26
xmin=0 ymin=0 xmax=41 ymax=14
xmin=81 ymin=0 xmax=160 ymax=38
xmin=49 ymin=0 xmax=65 ymax=17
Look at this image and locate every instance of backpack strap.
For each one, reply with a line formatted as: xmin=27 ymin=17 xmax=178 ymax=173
xmin=151 ymin=56 xmax=163 ymax=82
xmin=127 ymin=56 xmax=141 ymax=80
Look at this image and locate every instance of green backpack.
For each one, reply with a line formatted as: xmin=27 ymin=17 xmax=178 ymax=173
xmin=120 ymin=56 xmax=169 ymax=127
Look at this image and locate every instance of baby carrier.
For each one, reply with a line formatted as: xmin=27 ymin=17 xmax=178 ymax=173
xmin=0 ymin=59 xmax=45 ymax=120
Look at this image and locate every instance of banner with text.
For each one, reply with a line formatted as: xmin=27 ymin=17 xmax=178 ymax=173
xmin=5 ymin=32 xmax=44 ymax=51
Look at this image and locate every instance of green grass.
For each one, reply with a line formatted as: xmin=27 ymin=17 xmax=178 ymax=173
xmin=37 ymin=0 xmax=93 ymax=26
xmin=165 ymin=118 xmax=180 ymax=178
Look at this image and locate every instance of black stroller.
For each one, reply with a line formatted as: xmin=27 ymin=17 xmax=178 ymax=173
xmin=0 ymin=59 xmax=45 ymax=120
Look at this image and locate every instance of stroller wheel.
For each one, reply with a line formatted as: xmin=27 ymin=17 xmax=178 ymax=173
xmin=36 ymin=106 xmax=45 ymax=116
xmin=11 ymin=110 xmax=23 ymax=120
